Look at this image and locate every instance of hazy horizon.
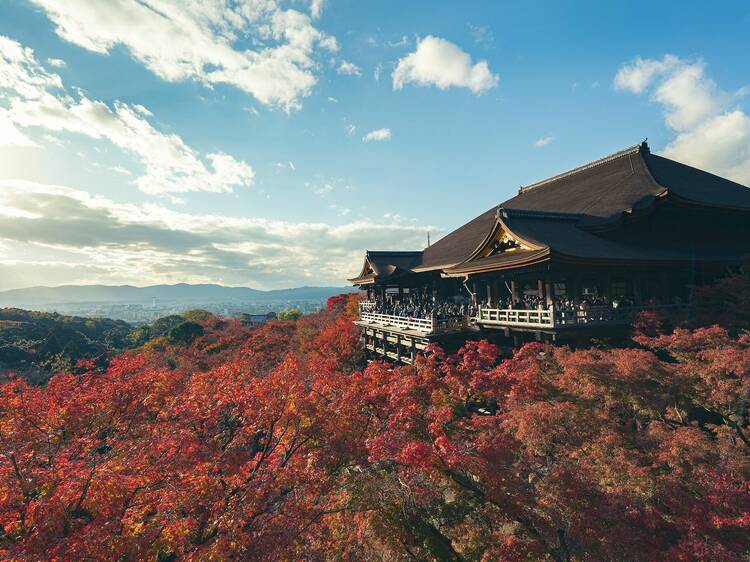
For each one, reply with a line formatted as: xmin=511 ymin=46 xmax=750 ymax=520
xmin=0 ymin=281 xmax=352 ymax=293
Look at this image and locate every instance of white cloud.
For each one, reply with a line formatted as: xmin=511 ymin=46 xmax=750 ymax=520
xmin=385 ymin=35 xmax=409 ymax=48
xmin=110 ymin=165 xmax=132 ymax=175
xmin=662 ymin=110 xmax=750 ymax=184
xmin=362 ymin=128 xmax=391 ymax=142
xmin=42 ymin=133 xmax=64 ymax=146
xmin=337 ymin=60 xmax=361 ymax=76
xmin=614 ymin=55 xmax=679 ymax=95
xmin=0 ymin=35 xmax=254 ymax=196
xmin=614 ymin=54 xmax=750 ymax=185
xmin=29 ymin=0 xmax=338 ymax=111
xmin=329 ymin=203 xmax=350 ymax=216
xmin=0 ymin=111 xmax=37 ymax=146
xmin=310 ymin=0 xmax=325 ymax=19
xmin=274 ymin=160 xmax=295 ymax=171
xmin=468 ymin=25 xmax=494 ymax=49
xmin=312 ymin=183 xmax=334 ymax=196
xmin=345 ymin=123 xmax=356 ymax=136
xmin=373 ymin=62 xmax=382 ymax=81
xmin=392 ymin=35 xmax=498 ymax=94
xmin=0 ymin=180 xmax=435 ymax=289
xmin=327 ymin=96 xmax=338 ymax=102
xmin=534 ymin=134 xmax=554 ymax=148
xmin=46 ymin=57 xmax=65 ymax=67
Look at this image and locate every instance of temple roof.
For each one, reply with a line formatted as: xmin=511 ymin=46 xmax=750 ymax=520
xmin=347 ymin=250 xmax=423 ymax=285
xmin=351 ymin=141 xmax=750 ymax=283
xmin=416 ymin=206 xmax=497 ymax=271
xmin=502 ymin=143 xmax=664 ymax=218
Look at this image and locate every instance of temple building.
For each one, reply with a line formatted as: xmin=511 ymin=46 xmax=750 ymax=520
xmin=349 ymin=141 xmax=750 ymax=363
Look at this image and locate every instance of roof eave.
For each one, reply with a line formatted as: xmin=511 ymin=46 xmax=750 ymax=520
xmin=443 ymin=248 xmax=552 ymax=276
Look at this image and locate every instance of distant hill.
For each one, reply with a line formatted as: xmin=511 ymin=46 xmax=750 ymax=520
xmin=0 ymin=283 xmax=355 ymax=307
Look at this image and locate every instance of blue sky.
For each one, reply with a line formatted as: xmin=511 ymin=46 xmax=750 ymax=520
xmin=0 ymin=0 xmax=749 ymax=289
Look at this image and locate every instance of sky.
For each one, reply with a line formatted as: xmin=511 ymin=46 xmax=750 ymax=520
xmin=0 ymin=0 xmax=749 ymax=290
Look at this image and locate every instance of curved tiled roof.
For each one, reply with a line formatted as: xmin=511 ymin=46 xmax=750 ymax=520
xmin=348 ymin=251 xmax=422 ymax=284
xmin=415 ymin=143 xmax=666 ymax=272
xmin=502 ymin=143 xmax=665 ymax=218
xmin=351 ymin=141 xmax=750 ymax=282
xmin=645 ymin=151 xmax=750 ymax=210
xmin=417 ymin=206 xmax=497 ymax=270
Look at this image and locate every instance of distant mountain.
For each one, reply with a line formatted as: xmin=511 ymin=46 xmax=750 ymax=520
xmin=0 ymin=283 xmax=356 ymax=307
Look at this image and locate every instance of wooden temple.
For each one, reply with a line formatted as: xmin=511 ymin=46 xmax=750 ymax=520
xmin=349 ymin=141 xmax=750 ymax=363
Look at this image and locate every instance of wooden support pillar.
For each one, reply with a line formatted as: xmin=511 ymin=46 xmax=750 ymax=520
xmin=510 ymin=280 xmax=518 ymax=305
xmin=633 ymin=275 xmax=642 ymax=305
xmin=471 ymin=281 xmax=478 ymax=306
xmin=396 ymin=334 xmax=401 ymax=363
xmin=411 ymin=338 xmax=416 ymax=363
xmin=486 ymin=281 xmax=492 ymax=305
xmin=603 ymin=271 xmax=612 ymax=300
xmin=545 ymin=281 xmax=553 ymax=306
xmin=659 ymin=271 xmax=670 ymax=304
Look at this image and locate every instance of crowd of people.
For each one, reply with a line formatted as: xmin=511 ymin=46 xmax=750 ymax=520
xmin=363 ymin=287 xmax=684 ymax=323
xmin=366 ymin=294 xmax=476 ymax=320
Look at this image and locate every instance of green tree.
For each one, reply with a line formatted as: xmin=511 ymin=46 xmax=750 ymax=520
xmin=277 ymin=309 xmax=302 ymax=321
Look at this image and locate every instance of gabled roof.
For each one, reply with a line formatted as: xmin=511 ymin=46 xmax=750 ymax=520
xmin=352 ymin=141 xmax=750 ymax=281
xmin=645 ymin=151 xmax=750 ymax=211
xmin=348 ymin=250 xmax=422 ymax=285
xmin=501 ymin=143 xmax=666 ymax=219
xmin=416 ymin=207 xmax=497 ymax=271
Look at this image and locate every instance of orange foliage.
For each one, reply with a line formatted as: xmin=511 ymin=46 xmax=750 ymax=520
xmin=1 ymin=292 xmax=749 ymax=561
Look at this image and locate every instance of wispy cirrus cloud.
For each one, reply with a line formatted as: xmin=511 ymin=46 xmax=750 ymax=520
xmin=534 ymin=134 xmax=555 ymax=148
xmin=0 ymin=35 xmax=255 ymax=197
xmin=29 ymin=0 xmax=339 ymax=111
xmin=615 ymin=54 xmax=750 ymax=184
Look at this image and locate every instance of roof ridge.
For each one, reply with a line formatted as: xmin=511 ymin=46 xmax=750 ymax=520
xmin=366 ymin=250 xmax=422 ymax=255
xmin=518 ymin=141 xmax=646 ymax=194
xmin=499 ymin=207 xmax=583 ymax=220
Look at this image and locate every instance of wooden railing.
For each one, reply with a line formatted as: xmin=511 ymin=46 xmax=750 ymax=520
xmin=359 ymin=303 xmax=682 ymax=333
xmin=477 ymin=307 xmax=554 ymax=328
xmin=357 ymin=308 xmax=468 ymax=335
xmin=477 ymin=304 xmax=684 ymax=329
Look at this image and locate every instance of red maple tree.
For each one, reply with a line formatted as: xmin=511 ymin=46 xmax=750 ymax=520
xmin=1 ymin=294 xmax=748 ymax=560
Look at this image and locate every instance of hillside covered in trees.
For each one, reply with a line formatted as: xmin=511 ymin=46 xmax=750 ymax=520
xmin=0 ymin=279 xmax=749 ymax=560
xmin=0 ymin=309 xmax=132 ymax=385
xmin=0 ymin=308 xmax=234 ymax=385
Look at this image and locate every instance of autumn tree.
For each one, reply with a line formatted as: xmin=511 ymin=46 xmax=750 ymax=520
xmin=1 ymin=292 xmax=748 ymax=561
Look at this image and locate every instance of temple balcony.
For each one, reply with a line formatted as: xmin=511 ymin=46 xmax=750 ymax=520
xmin=357 ymin=301 xmax=686 ymax=337
xmin=475 ymin=303 xmax=684 ymax=330
xmin=356 ymin=308 xmax=469 ymax=335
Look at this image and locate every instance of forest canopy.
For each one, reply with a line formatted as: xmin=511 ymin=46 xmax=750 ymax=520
xmin=0 ymin=285 xmax=748 ymax=561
